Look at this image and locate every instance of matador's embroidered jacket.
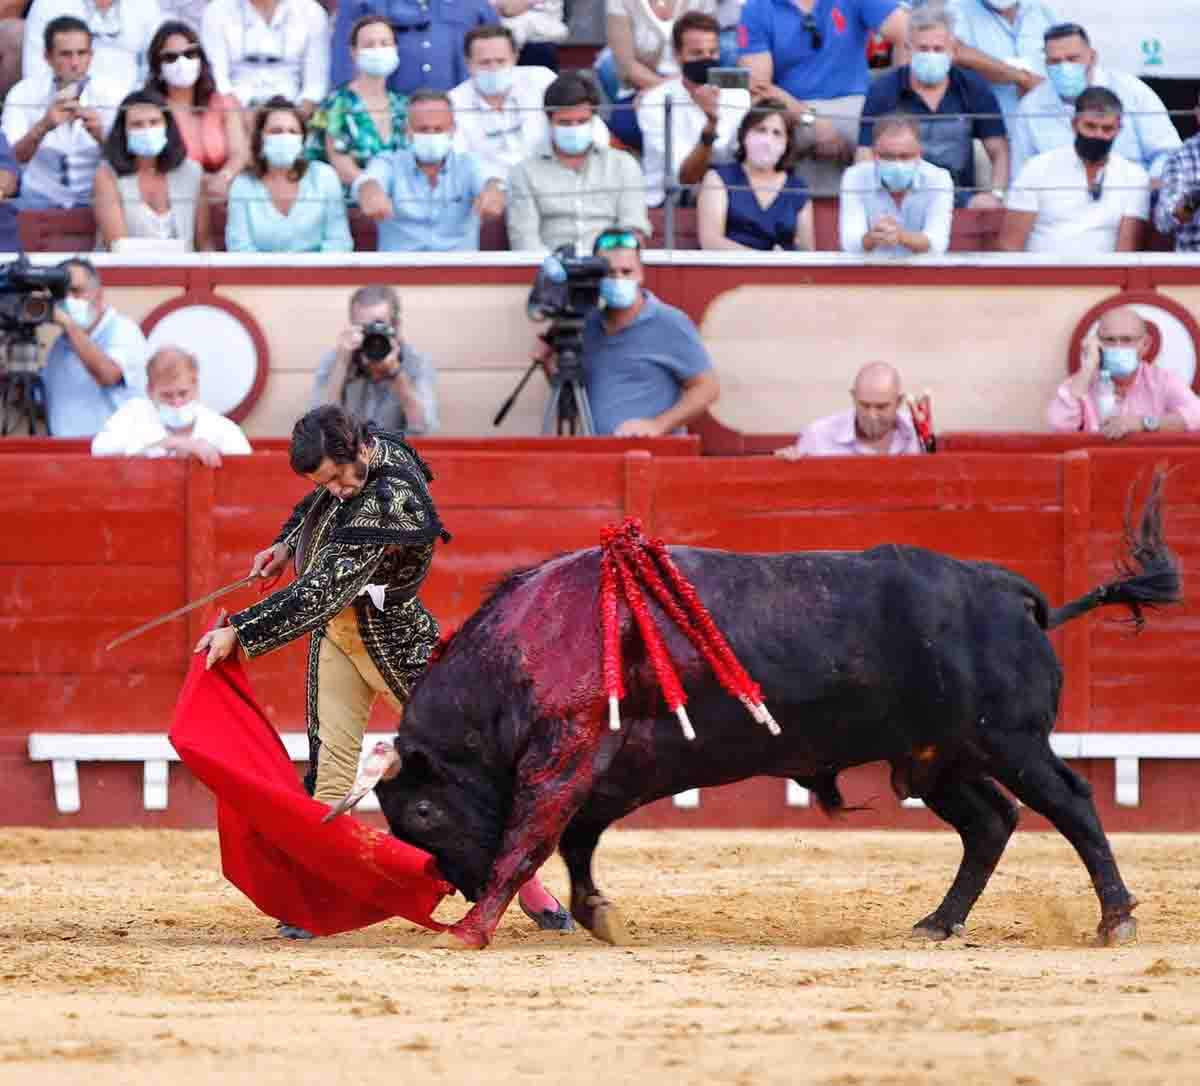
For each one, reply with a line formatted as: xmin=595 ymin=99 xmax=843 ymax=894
xmin=228 ymin=430 xmax=447 ymax=701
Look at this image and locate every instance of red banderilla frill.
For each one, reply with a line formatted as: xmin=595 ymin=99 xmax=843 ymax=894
xmin=598 ymin=518 xmax=779 ymax=740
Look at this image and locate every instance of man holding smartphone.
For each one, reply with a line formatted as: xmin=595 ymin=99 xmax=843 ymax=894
xmin=636 ymin=12 xmax=747 ymax=207
xmin=1154 ymin=92 xmax=1200 ymax=254
xmin=1 ymin=15 xmax=122 ymax=210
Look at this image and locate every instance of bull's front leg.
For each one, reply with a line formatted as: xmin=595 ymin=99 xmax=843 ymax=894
xmin=441 ymin=727 xmax=606 ymax=949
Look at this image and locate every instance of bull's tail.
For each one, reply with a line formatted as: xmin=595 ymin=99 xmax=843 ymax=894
xmin=1046 ymin=466 xmax=1183 ymax=632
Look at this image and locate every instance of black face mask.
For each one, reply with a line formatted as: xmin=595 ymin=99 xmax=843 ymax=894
xmin=681 ymin=58 xmax=718 ymax=86
xmin=1075 ymin=133 xmax=1114 ymax=163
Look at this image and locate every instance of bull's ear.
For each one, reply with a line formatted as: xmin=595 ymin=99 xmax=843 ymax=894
xmin=399 ymin=747 xmax=436 ymax=783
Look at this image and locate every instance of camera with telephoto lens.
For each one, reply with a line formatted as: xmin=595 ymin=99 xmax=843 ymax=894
xmin=353 ymin=320 xmax=396 ymax=370
xmin=0 ymin=258 xmax=71 ymax=375
xmin=527 ymin=244 xmax=609 ymax=382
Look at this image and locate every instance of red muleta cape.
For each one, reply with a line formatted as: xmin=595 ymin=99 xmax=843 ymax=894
xmin=168 ymin=652 xmax=451 ymax=936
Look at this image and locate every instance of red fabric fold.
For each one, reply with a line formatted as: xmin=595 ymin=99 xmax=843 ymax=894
xmin=168 ymin=652 xmax=451 ymax=936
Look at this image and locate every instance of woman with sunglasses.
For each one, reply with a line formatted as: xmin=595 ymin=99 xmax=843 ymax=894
xmin=697 ymin=99 xmax=813 ymax=251
xmin=94 ymin=88 xmax=211 ymax=250
xmin=146 ymin=20 xmax=250 ymax=200
xmin=226 ymin=95 xmax=352 ymax=252
xmin=305 ymin=14 xmax=408 ymax=193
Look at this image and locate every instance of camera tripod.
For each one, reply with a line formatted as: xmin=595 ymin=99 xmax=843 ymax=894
xmin=0 ymin=335 xmax=49 ymax=435
xmin=493 ymin=322 xmax=597 ymax=436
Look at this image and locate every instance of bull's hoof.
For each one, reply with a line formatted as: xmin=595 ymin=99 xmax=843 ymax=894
xmin=432 ymin=923 xmax=489 ymax=950
xmin=911 ymin=917 xmax=964 ymax=942
xmin=588 ymin=901 xmax=629 ymax=947
xmin=1097 ymin=916 xmax=1138 ymax=947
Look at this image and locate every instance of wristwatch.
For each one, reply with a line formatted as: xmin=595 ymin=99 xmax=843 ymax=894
xmin=799 ymin=110 xmax=817 ymax=128
xmin=1142 ymin=415 xmax=1160 ymax=432
xmin=991 ymin=188 xmax=1006 ymax=201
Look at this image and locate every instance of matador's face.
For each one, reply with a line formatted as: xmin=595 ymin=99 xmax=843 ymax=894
xmin=304 ymin=445 xmax=371 ymax=501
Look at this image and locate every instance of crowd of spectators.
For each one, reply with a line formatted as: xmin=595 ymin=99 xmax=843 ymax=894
xmin=0 ymin=0 xmax=1190 ymax=255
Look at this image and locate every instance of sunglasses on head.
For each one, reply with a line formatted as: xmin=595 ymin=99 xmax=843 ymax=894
xmin=160 ymin=46 xmax=202 ymax=63
xmin=595 ymin=232 xmax=639 ymax=252
xmin=802 ymin=14 xmax=823 ymax=52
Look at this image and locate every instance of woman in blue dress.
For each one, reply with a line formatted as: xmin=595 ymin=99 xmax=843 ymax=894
xmin=696 ymin=98 xmax=814 ymax=251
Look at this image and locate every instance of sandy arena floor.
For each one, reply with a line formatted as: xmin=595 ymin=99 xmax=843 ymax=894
xmin=1 ymin=828 xmax=1199 ymax=1085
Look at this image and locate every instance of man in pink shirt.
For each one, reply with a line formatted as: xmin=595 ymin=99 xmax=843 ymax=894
xmin=1047 ymin=306 xmax=1200 ymax=439
xmin=776 ymin=361 xmax=924 ymax=458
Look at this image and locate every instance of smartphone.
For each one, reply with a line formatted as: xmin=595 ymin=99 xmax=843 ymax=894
xmin=706 ymin=67 xmax=750 ymax=91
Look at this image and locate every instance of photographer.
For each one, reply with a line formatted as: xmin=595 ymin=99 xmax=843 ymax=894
xmin=2 ymin=16 xmax=122 ymax=210
xmin=1154 ymin=91 xmax=1200 ymax=254
xmin=310 ymin=285 xmax=439 ymax=435
xmin=42 ymin=258 xmax=149 ymax=438
xmin=535 ymin=228 xmax=718 ymax=437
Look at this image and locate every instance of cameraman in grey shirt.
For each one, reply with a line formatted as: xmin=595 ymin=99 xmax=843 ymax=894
xmin=310 ymin=285 xmax=440 ymax=435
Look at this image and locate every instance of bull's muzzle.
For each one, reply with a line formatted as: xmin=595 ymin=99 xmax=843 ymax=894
xmin=321 ymin=741 xmax=401 ymax=823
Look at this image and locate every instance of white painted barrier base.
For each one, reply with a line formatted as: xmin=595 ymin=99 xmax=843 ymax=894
xmin=26 ymin=732 xmax=1200 ymax=816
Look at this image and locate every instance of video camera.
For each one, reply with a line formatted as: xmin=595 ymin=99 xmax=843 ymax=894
xmin=0 ymin=257 xmax=70 ymax=375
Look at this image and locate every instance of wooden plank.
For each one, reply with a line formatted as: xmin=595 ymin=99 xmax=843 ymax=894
xmin=1060 ymin=452 xmax=1090 ymax=730
xmin=1 ymin=509 xmax=186 ymax=564
xmin=0 ymin=674 xmax=183 ymax=732
xmin=0 ymin=457 xmax=187 ymax=511
xmin=185 ymin=463 xmax=218 ymax=647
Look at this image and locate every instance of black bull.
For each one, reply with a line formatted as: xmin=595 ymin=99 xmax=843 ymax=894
xmin=365 ymin=474 xmax=1181 ymax=948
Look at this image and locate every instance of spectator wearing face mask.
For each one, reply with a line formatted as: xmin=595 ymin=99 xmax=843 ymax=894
xmin=354 ymin=87 xmax=505 ymax=251
xmin=1047 ymin=306 xmax=1200 ymax=440
xmin=145 ymin=20 xmax=251 ymax=202
xmin=226 ymin=96 xmax=352 ymax=252
xmin=1010 ymin=22 xmax=1180 ymax=182
xmin=305 ymin=15 xmax=410 ymax=194
xmin=839 ymin=114 xmax=953 ymax=255
xmin=94 ymin=88 xmax=210 ymax=251
xmin=42 ymin=258 xmax=149 ymax=438
xmin=91 ymin=345 xmax=252 ymax=462
xmin=448 ymin=25 xmax=556 ymax=186
xmin=999 ymin=86 xmax=1149 ymax=254
xmin=697 ymin=98 xmax=812 ymax=251
xmin=507 ymin=72 xmax=650 ymax=252
xmin=857 ymin=4 xmax=1008 ymax=209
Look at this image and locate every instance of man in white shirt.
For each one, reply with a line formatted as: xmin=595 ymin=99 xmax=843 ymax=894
xmin=839 ymin=115 xmax=954 ymax=256
xmin=448 ymin=25 xmax=555 ymax=186
xmin=92 ymin=345 xmax=252 ymax=462
xmin=201 ymin=0 xmax=329 ymax=116
xmin=1000 ymin=86 xmax=1149 ymax=254
xmin=23 ymin=0 xmax=164 ymax=97
xmin=637 ymin=11 xmax=744 ymax=208
xmin=2 ymin=16 xmax=122 ymax=208
xmin=43 ymin=258 xmax=150 ymax=437
xmin=1010 ymin=21 xmax=1181 ymax=181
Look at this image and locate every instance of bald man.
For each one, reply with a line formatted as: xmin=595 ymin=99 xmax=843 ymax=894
xmin=1047 ymin=307 xmax=1200 ymax=440
xmin=776 ymin=362 xmax=924 ymax=458
xmin=91 ymin=346 xmax=252 ymax=463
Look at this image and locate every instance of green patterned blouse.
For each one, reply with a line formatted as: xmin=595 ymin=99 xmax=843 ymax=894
xmin=305 ymin=86 xmax=409 ymax=172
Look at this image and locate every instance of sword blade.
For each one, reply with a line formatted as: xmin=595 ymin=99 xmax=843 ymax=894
xmin=105 ymin=574 xmax=259 ymax=651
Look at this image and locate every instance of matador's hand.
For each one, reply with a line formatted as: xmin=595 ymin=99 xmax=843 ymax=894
xmin=249 ymin=542 xmax=290 ymax=585
xmin=194 ymin=625 xmax=239 ymax=670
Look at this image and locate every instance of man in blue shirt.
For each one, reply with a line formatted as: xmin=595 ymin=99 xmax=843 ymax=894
xmin=42 ymin=258 xmax=149 ymax=437
xmin=1010 ymin=22 xmax=1181 ymax=180
xmin=738 ymin=0 xmax=908 ymax=194
xmin=330 ymin=0 xmax=498 ymax=96
xmin=935 ymin=0 xmax=1058 ymax=124
xmin=541 ymin=229 xmax=719 ymax=437
xmin=355 ymin=89 xmax=506 ymax=251
xmin=858 ymin=4 xmax=1008 ymax=208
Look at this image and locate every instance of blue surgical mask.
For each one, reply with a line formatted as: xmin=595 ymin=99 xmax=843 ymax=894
xmin=356 ymin=46 xmax=399 ymax=78
xmin=127 ymin=124 xmax=167 ymax=158
xmin=878 ymin=159 xmax=917 ymax=192
xmin=262 ymin=132 xmax=302 ymax=169
xmin=1101 ymin=346 xmax=1139 ymax=379
xmin=157 ymin=401 xmax=198 ymax=430
xmin=474 ymin=65 xmax=515 ymax=97
xmin=910 ymin=50 xmax=951 ymax=86
xmin=600 ymin=277 xmax=638 ymax=309
xmin=410 ymin=131 xmax=452 ymax=163
xmin=552 ymin=123 xmax=593 ymax=155
xmin=1048 ymin=60 xmax=1088 ymax=101
xmin=63 ymin=296 xmax=92 ymax=327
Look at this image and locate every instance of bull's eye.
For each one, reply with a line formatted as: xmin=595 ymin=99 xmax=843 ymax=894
xmin=414 ymin=800 xmax=433 ymax=821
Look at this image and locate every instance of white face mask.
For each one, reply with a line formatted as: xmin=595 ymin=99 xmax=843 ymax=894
xmin=162 ymin=55 xmax=201 ymax=88
xmin=63 ymin=296 xmax=93 ymax=327
xmin=157 ymin=400 xmax=198 ymax=430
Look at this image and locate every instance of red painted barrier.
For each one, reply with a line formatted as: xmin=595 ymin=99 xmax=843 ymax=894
xmin=4 ymin=447 xmax=1200 ymax=830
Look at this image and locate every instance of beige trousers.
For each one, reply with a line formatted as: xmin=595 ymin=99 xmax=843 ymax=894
xmin=312 ymin=608 xmax=404 ymax=806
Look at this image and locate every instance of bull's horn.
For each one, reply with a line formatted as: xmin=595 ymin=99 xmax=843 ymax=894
xmin=321 ymin=741 xmax=401 ymax=823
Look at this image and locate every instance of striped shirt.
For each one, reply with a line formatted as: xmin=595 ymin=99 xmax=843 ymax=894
xmin=1154 ymin=135 xmax=1200 ymax=253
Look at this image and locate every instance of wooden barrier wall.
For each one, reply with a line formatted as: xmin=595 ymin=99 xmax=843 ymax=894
xmin=4 ymin=446 xmax=1200 ymax=831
